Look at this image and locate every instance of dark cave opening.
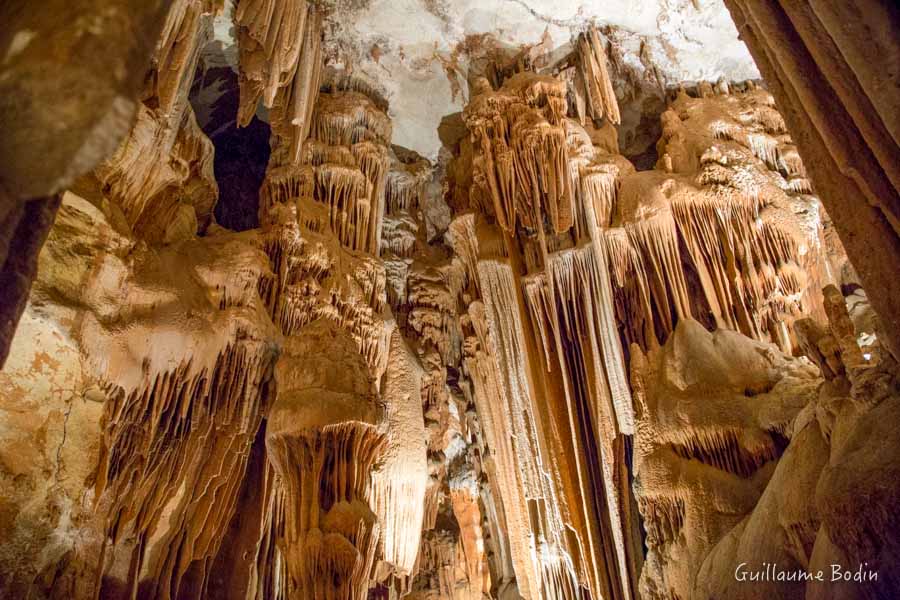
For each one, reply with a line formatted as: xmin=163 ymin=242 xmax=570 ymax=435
xmin=189 ymin=56 xmax=271 ymax=232
xmin=209 ymin=116 xmax=271 ymax=232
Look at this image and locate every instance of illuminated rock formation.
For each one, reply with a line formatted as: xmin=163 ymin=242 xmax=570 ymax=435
xmin=0 ymin=0 xmax=176 ymax=366
xmin=1 ymin=3 xmax=899 ymax=600
xmin=450 ymin=68 xmax=638 ymax=600
xmin=266 ymin=320 xmax=386 ymax=600
xmin=631 ymin=289 xmax=900 ymax=600
xmin=606 ymin=84 xmax=837 ymax=353
xmin=723 ymin=0 xmax=900 ymax=362
xmin=630 ymin=319 xmax=820 ymax=599
xmin=254 ymin=74 xmax=429 ymax=599
xmin=92 ymin=0 xmax=221 ymax=244
xmin=0 ymin=190 xmax=280 ymax=597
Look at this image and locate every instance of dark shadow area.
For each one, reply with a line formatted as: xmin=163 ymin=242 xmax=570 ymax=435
xmin=189 ymin=45 xmax=270 ymax=232
xmin=209 ymin=116 xmax=270 ymax=231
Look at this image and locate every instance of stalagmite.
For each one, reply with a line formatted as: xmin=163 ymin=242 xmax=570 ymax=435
xmin=371 ymin=330 xmax=429 ymax=578
xmin=267 ymin=320 xmax=387 ymax=600
xmin=252 ymin=64 xmax=437 ymax=597
xmin=630 ymin=319 xmax=821 ymax=600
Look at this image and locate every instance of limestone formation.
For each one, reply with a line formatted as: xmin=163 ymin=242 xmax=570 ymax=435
xmin=91 ymin=0 xmax=221 ymax=244
xmin=630 ymin=295 xmax=900 ymax=600
xmin=1 ymin=3 xmax=898 ymax=600
xmin=0 ymin=0 xmax=175 ymax=366
xmin=630 ymin=319 xmax=820 ymax=599
xmin=606 ymin=85 xmax=837 ymax=354
xmin=722 ymin=0 xmax=900 ymax=361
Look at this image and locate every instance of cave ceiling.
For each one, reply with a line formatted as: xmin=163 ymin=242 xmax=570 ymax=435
xmin=205 ymin=0 xmax=760 ymax=159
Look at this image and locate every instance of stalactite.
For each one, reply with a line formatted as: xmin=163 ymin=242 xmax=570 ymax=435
xmin=154 ymin=0 xmax=221 ymax=117
xmin=637 ymin=497 xmax=685 ymax=546
xmin=92 ymin=0 xmax=220 ymax=241
xmin=234 ymin=0 xmax=309 ymax=126
xmin=575 ymin=25 xmax=621 ymax=125
xmin=604 ymin=87 xmax=834 ymax=354
xmin=268 ymin=7 xmax=324 ymax=165
xmin=463 ymin=282 xmax=539 ymax=600
xmin=603 ymin=228 xmax=656 ymax=348
xmin=464 ymin=74 xmax=573 ymax=235
xmin=95 ymin=337 xmax=277 ymax=598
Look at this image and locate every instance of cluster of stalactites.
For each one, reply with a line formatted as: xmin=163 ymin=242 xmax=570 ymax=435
xmin=519 ymin=245 xmax=636 ymax=600
xmin=522 ymin=244 xmax=633 ymax=436
xmin=573 ymin=25 xmax=621 ymax=126
xmin=381 ymin=152 xmax=430 ymax=264
xmin=252 ymin=87 xmax=394 ymax=466
xmin=464 ymin=73 xmax=574 ymax=236
xmin=453 ymin=65 xmax=641 ymax=598
xmin=674 ymin=195 xmax=809 ymax=348
xmin=602 ymin=87 xmax=831 ymax=354
xmin=154 ymin=0 xmax=222 ymax=117
xmin=259 ymin=91 xmax=392 ymax=256
xmin=444 ymin=217 xmax=609 ymax=599
xmin=267 ymin=423 xmax=387 ymax=600
xmin=606 ymin=194 xmax=811 ymax=353
xmin=385 ymin=153 xmax=430 ymax=215
xmin=256 ymin=223 xmax=389 ymax=372
xmin=459 ymin=261 xmax=574 ymax=600
xmin=235 ymin=0 xmax=307 ymax=120
xmin=703 ymin=87 xmax=813 ymax=195
xmin=93 ymin=0 xmax=220 ymax=242
xmin=94 ymin=336 xmax=277 ymax=598
xmin=268 ymin=7 xmax=324 ymax=166
xmin=233 ymin=0 xmax=325 ymax=167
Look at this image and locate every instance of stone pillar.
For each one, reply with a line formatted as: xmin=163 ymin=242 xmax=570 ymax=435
xmin=723 ymin=0 xmax=900 ymax=360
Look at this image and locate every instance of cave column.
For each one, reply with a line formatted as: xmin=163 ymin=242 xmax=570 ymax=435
xmin=723 ymin=0 xmax=900 ymax=360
